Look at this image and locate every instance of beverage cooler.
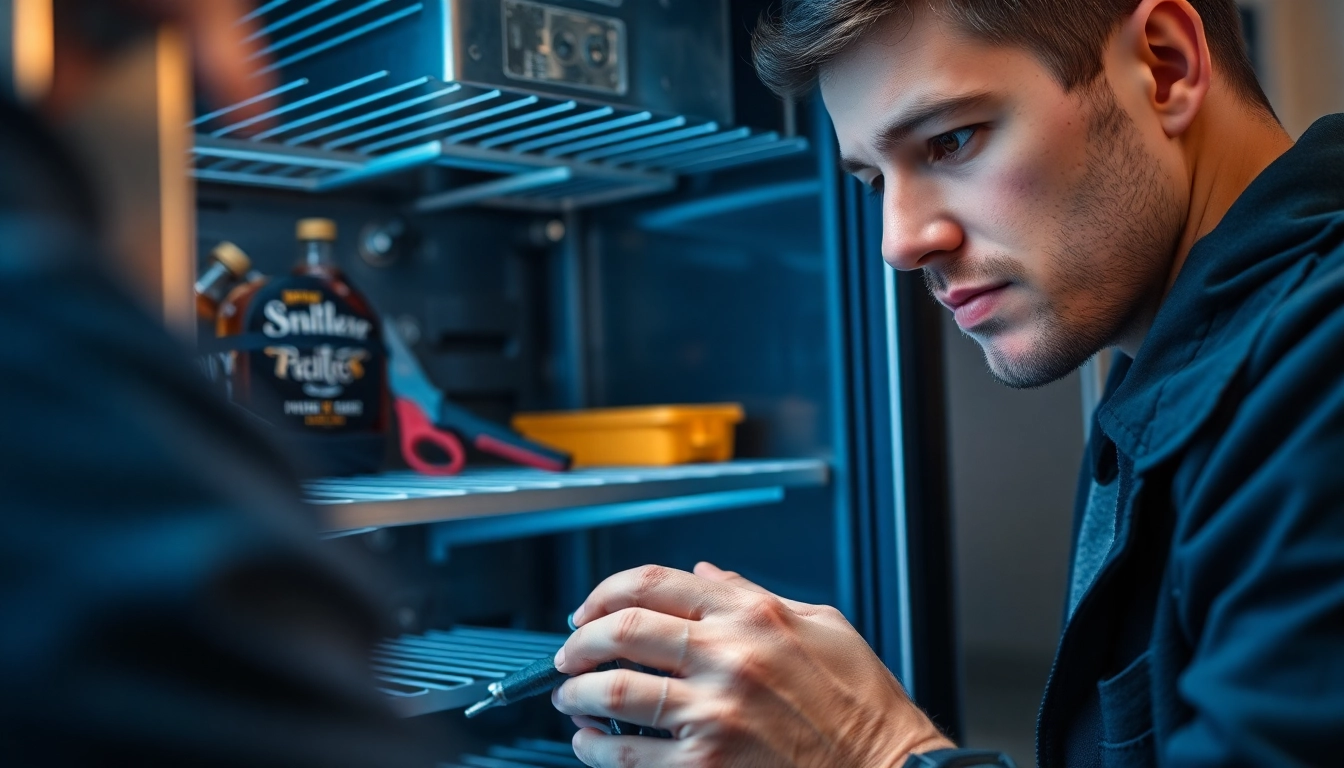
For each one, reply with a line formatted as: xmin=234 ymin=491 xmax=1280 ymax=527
xmin=176 ymin=0 xmax=959 ymax=761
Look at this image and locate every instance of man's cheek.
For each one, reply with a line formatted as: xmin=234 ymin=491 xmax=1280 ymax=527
xmin=958 ymin=167 xmax=1050 ymax=247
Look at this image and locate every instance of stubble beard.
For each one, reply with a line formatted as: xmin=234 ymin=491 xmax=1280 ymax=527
xmin=929 ymin=85 xmax=1184 ymax=389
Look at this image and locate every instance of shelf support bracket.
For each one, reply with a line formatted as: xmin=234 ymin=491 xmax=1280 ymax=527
xmin=413 ymin=166 xmax=573 ymax=213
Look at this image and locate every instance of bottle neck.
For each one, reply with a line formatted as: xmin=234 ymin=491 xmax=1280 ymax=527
xmin=195 ymin=261 xmax=234 ymax=298
xmin=301 ymin=239 xmax=335 ymax=268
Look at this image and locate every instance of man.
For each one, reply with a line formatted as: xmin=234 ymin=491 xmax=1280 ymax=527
xmin=1 ymin=2 xmax=435 ymax=764
xmin=551 ymin=1 xmax=1344 ymax=766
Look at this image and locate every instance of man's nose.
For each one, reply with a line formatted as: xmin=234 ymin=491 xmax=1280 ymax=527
xmin=880 ymin=181 xmax=962 ymax=271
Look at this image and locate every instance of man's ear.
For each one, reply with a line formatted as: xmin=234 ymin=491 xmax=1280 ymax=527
xmin=1120 ymin=0 xmax=1211 ymax=137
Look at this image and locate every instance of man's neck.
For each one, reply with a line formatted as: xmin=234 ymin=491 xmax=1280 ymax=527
xmin=1118 ymin=92 xmax=1294 ymax=358
xmin=1173 ymin=95 xmax=1294 ymax=287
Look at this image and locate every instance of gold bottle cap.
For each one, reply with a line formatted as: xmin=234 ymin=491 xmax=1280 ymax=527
xmin=210 ymin=241 xmax=253 ymax=277
xmin=297 ymin=218 xmax=338 ymax=242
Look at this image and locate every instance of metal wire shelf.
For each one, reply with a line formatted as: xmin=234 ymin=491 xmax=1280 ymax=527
xmin=192 ymin=75 xmax=807 ymax=211
xmin=376 ymin=626 xmax=566 ymax=718
xmin=193 ymin=0 xmax=809 ymax=210
xmin=306 ymin=459 xmax=829 ymax=540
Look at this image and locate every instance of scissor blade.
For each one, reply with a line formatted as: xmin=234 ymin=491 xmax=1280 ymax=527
xmin=383 ymin=324 xmax=444 ymax=417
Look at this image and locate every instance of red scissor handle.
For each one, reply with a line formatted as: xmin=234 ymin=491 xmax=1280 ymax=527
xmin=395 ymin=398 xmax=466 ymax=476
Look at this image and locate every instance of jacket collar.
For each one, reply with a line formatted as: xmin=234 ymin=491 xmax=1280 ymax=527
xmin=1097 ymin=115 xmax=1344 ymax=471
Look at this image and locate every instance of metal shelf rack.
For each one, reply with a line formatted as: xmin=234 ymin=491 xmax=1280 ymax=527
xmin=376 ymin=626 xmax=566 ymax=718
xmin=309 ymin=459 xmax=829 ymax=556
xmin=193 ymin=2 xmax=808 ymax=210
xmin=192 ymin=76 xmax=807 ymax=211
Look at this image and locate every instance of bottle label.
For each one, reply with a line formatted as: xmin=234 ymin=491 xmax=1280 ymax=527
xmin=241 ymin=277 xmax=383 ymax=432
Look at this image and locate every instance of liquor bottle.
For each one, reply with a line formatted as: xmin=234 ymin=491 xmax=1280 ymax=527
xmin=216 ymin=219 xmax=389 ymax=476
xmin=195 ymin=241 xmax=261 ymax=321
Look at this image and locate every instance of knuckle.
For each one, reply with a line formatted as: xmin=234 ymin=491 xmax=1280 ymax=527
xmin=818 ymin=604 xmax=848 ymax=624
xmin=632 ymin=565 xmax=669 ymax=601
xmin=603 ymin=670 xmax=634 ymax=712
xmin=613 ymin=607 xmax=642 ymax=645
xmin=743 ymin=593 xmax=789 ymax=630
xmin=719 ymin=646 xmax=770 ymax=689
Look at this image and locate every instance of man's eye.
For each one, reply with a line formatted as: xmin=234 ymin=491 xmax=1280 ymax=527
xmin=930 ymin=126 xmax=978 ymax=161
xmin=864 ymin=177 xmax=883 ymax=198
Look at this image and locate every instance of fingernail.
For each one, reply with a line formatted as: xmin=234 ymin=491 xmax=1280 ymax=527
xmin=554 ymin=647 xmax=567 ymax=670
xmin=572 ymin=604 xmax=586 ymax=625
xmin=567 ymin=612 xmax=579 ymax=631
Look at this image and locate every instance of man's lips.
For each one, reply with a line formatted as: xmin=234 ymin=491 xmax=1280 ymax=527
xmin=937 ymin=283 xmax=1012 ymax=329
xmin=937 ymin=283 xmax=1011 ymax=311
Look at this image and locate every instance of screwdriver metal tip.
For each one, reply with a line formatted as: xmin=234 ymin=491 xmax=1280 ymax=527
xmin=464 ymin=692 xmax=501 ymax=719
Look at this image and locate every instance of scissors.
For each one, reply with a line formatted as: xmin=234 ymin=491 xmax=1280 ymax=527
xmin=383 ymin=324 xmax=572 ymax=475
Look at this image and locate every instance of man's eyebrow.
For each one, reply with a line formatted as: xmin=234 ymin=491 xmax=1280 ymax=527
xmin=838 ymin=91 xmax=995 ymax=175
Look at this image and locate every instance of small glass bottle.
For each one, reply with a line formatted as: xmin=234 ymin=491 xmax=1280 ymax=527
xmin=215 ymin=219 xmax=389 ymax=476
xmin=293 ymin=218 xmax=357 ymax=297
xmin=195 ymin=241 xmax=260 ymax=321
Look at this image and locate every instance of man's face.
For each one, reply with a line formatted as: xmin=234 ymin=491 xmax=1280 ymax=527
xmin=821 ymin=9 xmax=1185 ymax=388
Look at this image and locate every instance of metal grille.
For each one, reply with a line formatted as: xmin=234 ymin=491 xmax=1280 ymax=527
xmin=441 ymin=740 xmax=585 ymax=768
xmin=376 ymin=627 xmax=566 ymax=718
xmin=304 ymin=459 xmax=830 ymax=534
xmin=193 ymin=3 xmax=808 ymax=210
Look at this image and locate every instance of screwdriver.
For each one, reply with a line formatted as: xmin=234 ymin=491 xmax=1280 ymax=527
xmin=465 ymin=614 xmax=673 ymax=738
xmin=465 ymin=613 xmax=578 ymax=718
xmin=463 ymin=656 xmax=672 ymax=738
xmin=464 ymin=654 xmax=567 ymax=718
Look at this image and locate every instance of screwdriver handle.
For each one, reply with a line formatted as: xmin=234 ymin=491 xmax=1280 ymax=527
xmin=498 ymin=656 xmax=569 ymax=704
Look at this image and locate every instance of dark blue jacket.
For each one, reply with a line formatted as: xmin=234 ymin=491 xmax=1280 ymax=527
xmin=0 ymin=99 xmax=437 ymax=764
xmin=1041 ymin=116 xmax=1344 ymax=767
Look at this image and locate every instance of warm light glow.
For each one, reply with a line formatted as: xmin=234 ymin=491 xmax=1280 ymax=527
xmin=12 ymin=0 xmax=53 ymax=102
xmin=156 ymin=26 xmax=197 ymax=339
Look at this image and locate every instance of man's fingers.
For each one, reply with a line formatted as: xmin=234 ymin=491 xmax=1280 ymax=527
xmin=571 ymin=729 xmax=680 ymax=768
xmin=694 ymin=561 xmax=820 ymax=614
xmin=571 ymin=729 xmax=681 ymax=768
xmin=553 ymin=669 xmax=689 ymax=733
xmin=572 ymin=565 xmax=738 ymax=627
xmin=557 ymin=608 xmax=693 ymax=675
xmin=693 ymin=561 xmax=773 ymax=594
xmin=572 ymin=715 xmax=612 ymax=734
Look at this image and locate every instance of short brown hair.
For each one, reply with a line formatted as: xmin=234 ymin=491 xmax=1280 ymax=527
xmin=753 ymin=0 xmax=1273 ymax=113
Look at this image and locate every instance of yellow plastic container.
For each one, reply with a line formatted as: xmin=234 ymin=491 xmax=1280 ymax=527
xmin=512 ymin=404 xmax=745 ymax=467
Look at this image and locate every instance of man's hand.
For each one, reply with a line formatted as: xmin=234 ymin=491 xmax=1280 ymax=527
xmin=552 ymin=562 xmax=954 ymax=768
